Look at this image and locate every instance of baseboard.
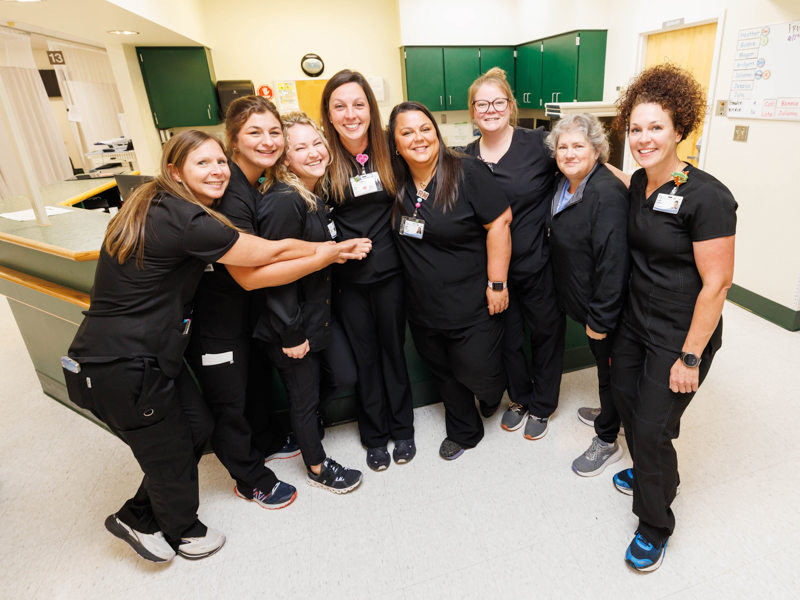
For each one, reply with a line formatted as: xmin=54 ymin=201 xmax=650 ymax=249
xmin=726 ymin=284 xmax=800 ymax=332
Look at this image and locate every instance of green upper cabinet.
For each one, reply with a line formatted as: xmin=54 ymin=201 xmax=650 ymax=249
xmin=404 ymin=47 xmax=445 ymax=110
xmin=516 ymin=41 xmax=542 ymax=108
xmin=137 ymin=46 xmax=220 ymax=129
xmin=480 ymin=47 xmax=515 ymax=91
xmin=443 ymin=47 xmax=480 ymax=111
xmin=542 ymin=30 xmax=607 ymax=105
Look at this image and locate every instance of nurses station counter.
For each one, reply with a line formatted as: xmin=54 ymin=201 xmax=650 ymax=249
xmin=0 ymin=180 xmax=594 ymax=431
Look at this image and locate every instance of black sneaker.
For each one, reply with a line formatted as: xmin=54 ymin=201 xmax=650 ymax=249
xmin=234 ymin=481 xmax=297 ymax=509
xmin=393 ymin=439 xmax=416 ymax=464
xmin=306 ymin=457 xmax=362 ymax=494
xmin=439 ymin=438 xmax=465 ymax=460
xmin=479 ymin=400 xmax=500 ymax=419
xmin=366 ymin=446 xmax=390 ymax=471
xmin=265 ymin=435 xmax=301 ymax=463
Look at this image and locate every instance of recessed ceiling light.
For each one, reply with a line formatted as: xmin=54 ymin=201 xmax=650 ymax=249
xmin=108 ymin=30 xmax=139 ymax=35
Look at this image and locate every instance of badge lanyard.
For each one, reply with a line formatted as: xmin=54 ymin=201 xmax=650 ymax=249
xmin=399 ymin=174 xmax=432 ymax=240
xmin=349 ymin=153 xmax=383 ymax=197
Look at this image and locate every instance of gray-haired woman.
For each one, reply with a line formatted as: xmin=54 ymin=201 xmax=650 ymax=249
xmin=545 ymin=113 xmax=630 ymax=477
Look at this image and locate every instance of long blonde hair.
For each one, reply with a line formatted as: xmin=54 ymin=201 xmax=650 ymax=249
xmin=104 ymin=130 xmax=239 ymax=267
xmin=271 ymin=112 xmax=331 ymax=212
xmin=467 ymin=67 xmax=518 ymax=127
xmin=320 ymin=70 xmax=396 ymax=204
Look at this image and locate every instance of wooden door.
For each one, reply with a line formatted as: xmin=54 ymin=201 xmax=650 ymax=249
xmin=645 ymin=23 xmax=717 ymax=165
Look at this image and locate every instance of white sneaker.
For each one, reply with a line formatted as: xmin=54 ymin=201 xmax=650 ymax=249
xmin=104 ymin=514 xmax=175 ymax=563
xmin=177 ymin=527 xmax=226 ymax=560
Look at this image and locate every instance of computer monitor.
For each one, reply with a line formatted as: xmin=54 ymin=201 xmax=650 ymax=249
xmin=115 ymin=174 xmax=153 ymax=202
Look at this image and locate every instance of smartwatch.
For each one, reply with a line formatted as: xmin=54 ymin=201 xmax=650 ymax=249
xmin=680 ymin=352 xmax=701 ymax=368
xmin=488 ymin=280 xmax=507 ymax=292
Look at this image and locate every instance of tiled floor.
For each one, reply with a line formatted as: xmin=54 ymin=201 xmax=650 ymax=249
xmin=1 ymin=296 xmax=799 ymax=600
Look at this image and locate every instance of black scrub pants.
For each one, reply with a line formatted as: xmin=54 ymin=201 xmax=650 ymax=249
xmin=264 ymin=320 xmax=357 ymax=468
xmin=335 ymin=273 xmax=414 ymax=448
xmin=185 ymin=335 xmax=283 ymax=497
xmin=610 ymin=324 xmax=716 ymax=545
xmin=408 ymin=317 xmax=506 ymax=449
xmin=587 ymin=333 xmax=621 ymax=444
xmin=78 ymin=358 xmax=212 ymax=545
xmin=503 ymin=262 xmax=566 ymax=419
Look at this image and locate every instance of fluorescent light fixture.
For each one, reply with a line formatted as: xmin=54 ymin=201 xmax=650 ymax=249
xmin=107 ymin=30 xmax=139 ymax=35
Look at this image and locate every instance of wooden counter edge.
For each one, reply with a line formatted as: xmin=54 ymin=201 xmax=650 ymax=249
xmin=0 ymin=232 xmax=100 ymax=262
xmin=0 ymin=265 xmax=90 ymax=309
xmin=57 ymin=171 xmax=140 ymax=206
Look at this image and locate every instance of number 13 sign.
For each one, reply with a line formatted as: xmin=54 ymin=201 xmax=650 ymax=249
xmin=47 ymin=51 xmax=65 ymax=65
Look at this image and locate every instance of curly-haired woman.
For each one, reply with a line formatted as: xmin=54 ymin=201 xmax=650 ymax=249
xmin=610 ymin=63 xmax=737 ymax=571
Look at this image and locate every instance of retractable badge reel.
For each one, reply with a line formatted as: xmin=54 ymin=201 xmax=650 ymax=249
xmin=654 ymin=170 xmax=688 ymax=214
xmin=400 ymin=181 xmax=428 ymax=240
xmin=350 ymin=154 xmax=383 ymax=197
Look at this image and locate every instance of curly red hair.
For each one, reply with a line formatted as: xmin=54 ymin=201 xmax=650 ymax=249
xmin=613 ymin=63 xmax=706 ymax=142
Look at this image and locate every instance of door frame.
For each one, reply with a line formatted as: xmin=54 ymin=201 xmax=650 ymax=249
xmin=623 ymin=9 xmax=727 ymax=173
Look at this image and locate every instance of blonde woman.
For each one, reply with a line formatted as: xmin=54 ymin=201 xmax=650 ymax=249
xmin=64 ymin=130 xmax=368 ymax=563
xmin=253 ymin=113 xmax=364 ymax=494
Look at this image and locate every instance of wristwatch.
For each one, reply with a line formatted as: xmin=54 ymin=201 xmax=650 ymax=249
xmin=680 ymin=352 xmax=701 ymax=368
xmin=488 ymin=280 xmax=507 ymax=292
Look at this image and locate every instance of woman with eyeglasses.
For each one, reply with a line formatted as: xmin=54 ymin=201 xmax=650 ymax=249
xmin=462 ymin=68 xmax=566 ymax=441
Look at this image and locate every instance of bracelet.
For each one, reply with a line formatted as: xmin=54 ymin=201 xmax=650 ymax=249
xmin=487 ymin=280 xmax=508 ymax=291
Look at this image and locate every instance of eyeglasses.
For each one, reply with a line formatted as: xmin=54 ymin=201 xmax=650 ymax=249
xmin=472 ymin=98 xmax=510 ymax=113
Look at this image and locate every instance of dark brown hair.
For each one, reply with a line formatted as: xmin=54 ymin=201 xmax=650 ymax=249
xmin=224 ymin=95 xmax=285 ymax=191
xmin=320 ymin=70 xmax=396 ymax=203
xmin=104 ymin=130 xmax=238 ymax=267
xmin=613 ymin=62 xmax=706 ymax=142
xmin=387 ymin=102 xmax=463 ymax=220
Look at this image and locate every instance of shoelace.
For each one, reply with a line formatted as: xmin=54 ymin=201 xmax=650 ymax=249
xmin=252 ymin=482 xmax=281 ymax=502
xmin=324 ymin=457 xmax=343 ymax=476
xmin=508 ymin=401 xmax=525 ymax=414
xmin=585 ymin=438 xmax=604 ymax=460
xmin=634 ymin=532 xmax=654 ymax=551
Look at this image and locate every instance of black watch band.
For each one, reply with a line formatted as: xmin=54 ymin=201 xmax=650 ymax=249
xmin=680 ymin=352 xmax=701 ymax=368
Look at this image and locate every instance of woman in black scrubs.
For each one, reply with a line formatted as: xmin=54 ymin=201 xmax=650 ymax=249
xmin=320 ymin=70 xmax=415 ymax=472
xmin=254 ymin=112 xmax=362 ymax=493
xmin=610 ymin=64 xmax=736 ymax=571
xmin=462 ymin=68 xmax=566 ymax=441
xmin=185 ymin=97 xmax=369 ymax=509
xmin=388 ymin=102 xmax=512 ymax=460
xmin=544 ymin=113 xmax=629 ymax=477
xmin=64 ymin=130 xmax=362 ymax=563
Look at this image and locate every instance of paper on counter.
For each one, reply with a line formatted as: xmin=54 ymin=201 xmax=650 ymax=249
xmin=0 ymin=206 xmax=72 ymax=222
xmin=453 ymin=122 xmax=471 ymax=137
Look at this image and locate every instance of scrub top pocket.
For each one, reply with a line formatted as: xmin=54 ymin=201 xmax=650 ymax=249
xmin=646 ymin=286 xmax=696 ymax=352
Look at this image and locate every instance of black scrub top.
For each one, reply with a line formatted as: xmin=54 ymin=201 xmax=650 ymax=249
xmin=392 ymin=156 xmax=509 ymax=329
xmin=463 ymin=127 xmax=557 ymax=279
xmin=326 ymin=143 xmax=402 ymax=284
xmin=69 ymin=194 xmax=239 ymax=378
xmin=192 ymin=161 xmax=262 ymax=339
xmin=253 ymin=182 xmax=334 ymax=351
xmin=623 ymin=164 xmax=737 ymax=352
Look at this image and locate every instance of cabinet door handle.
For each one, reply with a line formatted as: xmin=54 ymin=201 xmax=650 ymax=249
xmin=207 ymin=105 xmax=211 ymax=119
xmin=556 ymin=92 xmax=561 ymax=102
xmin=551 ymin=93 xmax=556 ymax=102
xmin=154 ymin=113 xmax=158 ymax=125
xmin=440 ymin=96 xmax=443 ymax=106
xmin=449 ymin=95 xmax=452 ymax=105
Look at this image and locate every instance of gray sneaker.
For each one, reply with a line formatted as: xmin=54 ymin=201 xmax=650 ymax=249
xmin=577 ymin=407 xmax=625 ymax=436
xmin=572 ymin=436 xmax=623 ymax=477
xmin=501 ymin=402 xmax=529 ymax=431
xmin=523 ymin=415 xmax=549 ymax=440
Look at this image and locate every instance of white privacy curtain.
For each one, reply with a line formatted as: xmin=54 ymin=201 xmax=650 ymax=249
xmin=47 ymin=40 xmax=123 ymax=170
xmin=0 ymin=28 xmax=72 ymax=199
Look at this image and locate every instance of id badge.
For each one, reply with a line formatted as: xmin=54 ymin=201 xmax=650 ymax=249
xmin=350 ymin=172 xmax=382 ymax=197
xmin=327 ymin=221 xmax=338 ymax=239
xmin=653 ymin=193 xmax=683 ymax=214
xmin=400 ymin=216 xmax=425 ymax=239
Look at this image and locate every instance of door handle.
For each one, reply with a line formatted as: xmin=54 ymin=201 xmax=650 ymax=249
xmin=449 ymin=95 xmax=452 ymax=105
xmin=207 ymin=105 xmax=211 ymax=119
xmin=440 ymin=96 xmax=443 ymax=106
xmin=525 ymin=93 xmax=530 ymax=103
xmin=555 ymin=92 xmax=560 ymax=102
xmin=551 ymin=93 xmax=555 ymax=102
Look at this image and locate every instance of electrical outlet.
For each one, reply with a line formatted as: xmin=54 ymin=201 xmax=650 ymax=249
xmin=733 ymin=125 xmax=749 ymax=142
xmin=716 ymin=100 xmax=727 ymax=116
xmin=441 ymin=114 xmax=447 ymax=124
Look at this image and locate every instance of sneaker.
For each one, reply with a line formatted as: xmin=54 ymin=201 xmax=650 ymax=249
xmin=523 ymin=415 xmax=549 ymax=440
xmin=613 ymin=468 xmax=681 ymax=496
xmin=501 ymin=402 xmax=529 ymax=431
xmin=479 ymin=400 xmax=500 ymax=419
xmin=265 ymin=435 xmax=301 ymax=463
xmin=577 ymin=407 xmax=625 ymax=436
xmin=393 ymin=439 xmax=416 ymax=464
xmin=177 ymin=527 xmax=226 ymax=560
xmin=572 ymin=437 xmax=623 ymax=477
xmin=306 ymin=457 xmax=362 ymax=494
xmin=366 ymin=446 xmax=391 ymax=471
xmin=439 ymin=438 xmax=465 ymax=460
xmin=625 ymin=531 xmax=669 ymax=572
xmin=104 ymin=514 xmax=175 ymax=563
xmin=234 ymin=481 xmax=297 ymax=509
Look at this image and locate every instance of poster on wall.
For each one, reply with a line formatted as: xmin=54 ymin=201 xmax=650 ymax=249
xmin=274 ymin=80 xmax=300 ymax=113
xmin=727 ymin=20 xmax=800 ymax=121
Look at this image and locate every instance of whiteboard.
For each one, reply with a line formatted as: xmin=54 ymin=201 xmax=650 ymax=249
xmin=727 ymin=20 xmax=800 ymax=121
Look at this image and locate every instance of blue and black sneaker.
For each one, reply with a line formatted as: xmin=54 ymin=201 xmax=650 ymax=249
xmin=234 ymin=481 xmax=297 ymax=510
xmin=625 ymin=531 xmax=668 ymax=572
xmin=265 ymin=435 xmax=301 ymax=463
xmin=614 ymin=468 xmax=681 ymax=496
